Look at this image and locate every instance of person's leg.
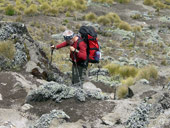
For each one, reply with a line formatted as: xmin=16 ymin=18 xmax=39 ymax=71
xmin=78 ymin=65 xmax=87 ymax=83
xmin=72 ymin=64 xmax=87 ymax=85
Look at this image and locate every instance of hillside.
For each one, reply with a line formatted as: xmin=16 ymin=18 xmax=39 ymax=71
xmin=0 ymin=0 xmax=170 ymax=128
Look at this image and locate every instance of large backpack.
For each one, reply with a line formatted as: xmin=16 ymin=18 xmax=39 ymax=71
xmin=77 ymin=26 xmax=101 ymax=63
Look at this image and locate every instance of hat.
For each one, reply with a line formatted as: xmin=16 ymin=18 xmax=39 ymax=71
xmin=63 ymin=30 xmax=75 ymax=41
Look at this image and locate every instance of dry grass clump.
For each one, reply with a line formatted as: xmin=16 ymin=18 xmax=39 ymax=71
xmin=144 ymin=0 xmax=154 ymax=5
xmin=136 ymin=65 xmax=158 ymax=81
xmin=144 ymin=0 xmax=170 ymax=9
xmin=85 ymin=12 xmax=97 ymax=22
xmin=104 ymin=64 xmax=138 ymax=78
xmin=104 ymin=63 xmax=120 ymax=75
xmin=121 ymin=77 xmax=135 ymax=86
xmin=118 ymin=21 xmax=132 ymax=31
xmin=115 ymin=0 xmax=131 ymax=3
xmin=92 ymin=0 xmax=115 ymax=4
xmin=0 ymin=41 xmax=16 ymax=60
xmin=24 ymin=4 xmax=38 ymax=16
xmin=119 ymin=66 xmax=138 ymax=78
xmin=97 ymin=16 xmax=111 ymax=25
xmin=117 ymin=85 xmax=128 ymax=99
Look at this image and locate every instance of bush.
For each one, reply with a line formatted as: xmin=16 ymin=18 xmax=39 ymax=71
xmin=143 ymin=0 xmax=154 ymax=5
xmin=5 ymin=4 xmax=15 ymax=16
xmin=118 ymin=21 xmax=132 ymax=31
xmin=117 ymin=85 xmax=128 ymax=99
xmin=85 ymin=12 xmax=97 ymax=22
xmin=0 ymin=41 xmax=16 ymax=60
xmin=24 ymin=4 xmax=38 ymax=15
xmin=136 ymin=65 xmax=158 ymax=80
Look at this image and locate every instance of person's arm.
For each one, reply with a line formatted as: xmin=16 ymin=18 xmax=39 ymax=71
xmin=56 ymin=41 xmax=69 ymax=49
xmin=76 ymin=42 xmax=87 ymax=61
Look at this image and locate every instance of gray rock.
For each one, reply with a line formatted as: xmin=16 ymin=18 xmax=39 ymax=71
xmin=21 ymin=104 xmax=33 ymax=112
xmin=88 ymin=68 xmax=109 ymax=77
xmin=83 ymin=82 xmax=102 ymax=93
xmin=139 ymin=79 xmax=149 ymax=85
xmin=51 ymin=33 xmax=63 ymax=40
xmin=0 ymin=22 xmax=28 ymax=40
xmin=0 ymin=93 xmax=2 ymax=101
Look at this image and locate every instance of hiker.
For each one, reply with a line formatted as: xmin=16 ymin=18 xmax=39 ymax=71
xmin=51 ymin=30 xmax=88 ymax=85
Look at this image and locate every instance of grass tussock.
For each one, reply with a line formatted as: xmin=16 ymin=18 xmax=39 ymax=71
xmin=24 ymin=4 xmax=38 ymax=16
xmin=121 ymin=77 xmax=135 ymax=86
xmin=92 ymin=0 xmax=115 ymax=4
xmin=119 ymin=65 xmax=138 ymax=78
xmin=104 ymin=64 xmax=138 ymax=78
xmin=143 ymin=0 xmax=154 ymax=5
xmin=0 ymin=41 xmax=16 ymax=60
xmin=104 ymin=63 xmax=121 ymax=75
xmin=144 ymin=0 xmax=170 ymax=9
xmin=136 ymin=65 xmax=158 ymax=81
xmin=117 ymin=85 xmax=128 ymax=99
xmin=118 ymin=21 xmax=132 ymax=31
xmin=116 ymin=0 xmax=131 ymax=3
xmin=85 ymin=12 xmax=97 ymax=22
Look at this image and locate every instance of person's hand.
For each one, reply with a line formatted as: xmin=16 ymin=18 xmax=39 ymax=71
xmin=51 ymin=45 xmax=55 ymax=50
xmin=70 ymin=46 xmax=75 ymax=52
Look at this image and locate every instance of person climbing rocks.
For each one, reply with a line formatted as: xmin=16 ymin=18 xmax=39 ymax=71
xmin=51 ymin=30 xmax=88 ymax=86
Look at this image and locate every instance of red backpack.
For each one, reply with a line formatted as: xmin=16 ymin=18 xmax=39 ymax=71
xmin=77 ymin=26 xmax=101 ymax=63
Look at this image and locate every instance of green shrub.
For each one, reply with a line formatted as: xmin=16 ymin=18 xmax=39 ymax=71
xmin=143 ymin=0 xmax=154 ymax=5
xmin=117 ymin=85 xmax=128 ymax=99
xmin=85 ymin=12 xmax=97 ymax=22
xmin=5 ymin=4 xmax=15 ymax=16
xmin=118 ymin=21 xmax=132 ymax=31
xmin=97 ymin=16 xmax=111 ymax=25
xmin=0 ymin=41 xmax=16 ymax=60
xmin=24 ymin=4 xmax=38 ymax=15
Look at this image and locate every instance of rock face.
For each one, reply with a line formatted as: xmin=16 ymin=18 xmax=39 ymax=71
xmin=0 ymin=22 xmax=67 ymax=83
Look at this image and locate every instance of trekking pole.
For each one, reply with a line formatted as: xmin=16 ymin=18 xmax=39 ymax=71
xmin=49 ymin=43 xmax=54 ymax=68
xmin=73 ymin=52 xmax=82 ymax=86
xmin=97 ymin=64 xmax=100 ymax=81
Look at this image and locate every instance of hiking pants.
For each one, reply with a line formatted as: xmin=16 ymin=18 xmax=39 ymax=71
xmin=72 ymin=63 xmax=87 ymax=85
